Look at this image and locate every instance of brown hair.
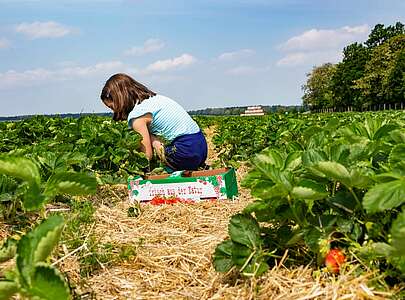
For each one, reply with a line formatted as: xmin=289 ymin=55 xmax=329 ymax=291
xmin=100 ymin=73 xmax=156 ymax=121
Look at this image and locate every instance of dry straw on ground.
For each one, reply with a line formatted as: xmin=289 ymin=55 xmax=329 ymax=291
xmin=60 ymin=183 xmax=395 ymax=300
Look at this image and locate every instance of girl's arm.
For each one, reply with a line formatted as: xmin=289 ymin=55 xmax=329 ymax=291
xmin=131 ymin=114 xmax=153 ymax=160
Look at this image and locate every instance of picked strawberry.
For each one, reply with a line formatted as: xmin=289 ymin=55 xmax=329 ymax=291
xmin=325 ymin=249 xmax=346 ymax=274
xmin=150 ymin=195 xmax=193 ymax=205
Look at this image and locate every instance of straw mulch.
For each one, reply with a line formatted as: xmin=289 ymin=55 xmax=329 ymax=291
xmin=54 ymin=180 xmax=394 ymax=300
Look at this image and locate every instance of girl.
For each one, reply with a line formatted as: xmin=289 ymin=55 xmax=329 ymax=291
xmin=100 ymin=73 xmax=207 ymax=172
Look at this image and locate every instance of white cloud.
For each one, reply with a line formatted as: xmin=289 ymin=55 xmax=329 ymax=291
xmin=279 ymin=24 xmax=369 ymax=51
xmin=15 ymin=21 xmax=72 ymax=39
xmin=0 ymin=61 xmax=130 ymax=89
xmin=0 ymin=38 xmax=10 ymax=49
xmin=144 ymin=53 xmax=196 ymax=73
xmin=277 ymin=51 xmax=342 ymax=67
xmin=0 ymin=54 xmax=197 ymax=90
xmin=58 ymin=61 xmax=127 ymax=77
xmin=124 ymin=38 xmax=165 ymax=56
xmin=217 ymin=49 xmax=255 ymax=61
xmin=277 ymin=24 xmax=369 ymax=67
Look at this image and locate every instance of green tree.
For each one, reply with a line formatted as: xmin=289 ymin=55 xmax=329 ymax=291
xmin=302 ymin=63 xmax=336 ymax=110
xmin=356 ymin=34 xmax=405 ymax=106
xmin=386 ymin=49 xmax=405 ymax=103
xmin=365 ymin=22 xmax=405 ymax=48
xmin=331 ymin=43 xmax=370 ymax=109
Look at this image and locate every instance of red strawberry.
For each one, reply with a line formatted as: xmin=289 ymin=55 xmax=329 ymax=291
xmin=325 ymin=249 xmax=345 ymax=274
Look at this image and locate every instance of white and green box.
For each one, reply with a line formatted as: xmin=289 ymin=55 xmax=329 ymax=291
xmin=128 ymin=168 xmax=238 ymax=202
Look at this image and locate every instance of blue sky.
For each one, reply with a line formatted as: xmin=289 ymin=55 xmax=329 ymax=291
xmin=0 ymin=0 xmax=404 ymax=116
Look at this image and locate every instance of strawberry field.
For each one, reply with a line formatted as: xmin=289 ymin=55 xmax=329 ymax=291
xmin=209 ymin=112 xmax=405 ymax=287
xmin=0 ymin=111 xmax=404 ymax=299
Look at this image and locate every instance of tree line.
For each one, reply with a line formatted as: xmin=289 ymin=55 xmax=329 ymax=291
xmin=302 ymin=22 xmax=405 ymax=111
xmin=189 ymin=105 xmax=303 ymax=116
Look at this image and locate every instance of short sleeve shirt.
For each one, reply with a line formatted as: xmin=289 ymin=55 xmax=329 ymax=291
xmin=127 ymin=95 xmax=200 ymax=142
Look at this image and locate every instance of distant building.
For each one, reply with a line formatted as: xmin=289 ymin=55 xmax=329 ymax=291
xmin=240 ymin=105 xmax=265 ymax=116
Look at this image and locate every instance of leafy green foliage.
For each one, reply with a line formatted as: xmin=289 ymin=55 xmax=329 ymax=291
xmin=213 ymin=112 xmax=405 ymax=282
xmin=29 ymin=263 xmax=70 ymax=300
xmin=213 ymin=214 xmax=269 ymax=276
xmin=0 ymin=215 xmax=71 ymax=300
xmin=0 ymin=282 xmax=19 ymax=299
xmin=0 ymin=238 xmax=17 ymax=263
xmin=0 ymin=115 xmax=149 ymax=183
xmin=17 ymin=216 xmax=65 ymax=284
xmin=0 ymin=154 xmax=97 ymax=216
xmin=302 ymin=63 xmax=337 ymax=109
xmin=363 ymin=179 xmax=405 ymax=213
xmin=301 ymin=22 xmax=405 ymax=111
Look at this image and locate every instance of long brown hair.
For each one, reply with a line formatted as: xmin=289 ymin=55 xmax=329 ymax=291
xmin=100 ymin=73 xmax=156 ymax=121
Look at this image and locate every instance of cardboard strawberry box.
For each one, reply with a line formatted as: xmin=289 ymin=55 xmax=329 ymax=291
xmin=127 ymin=168 xmax=238 ymax=203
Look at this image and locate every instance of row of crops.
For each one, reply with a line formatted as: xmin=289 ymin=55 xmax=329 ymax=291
xmin=0 ymin=111 xmax=404 ymax=298
xmin=208 ymin=111 xmax=405 ymax=288
xmin=0 ymin=116 xmax=149 ymax=298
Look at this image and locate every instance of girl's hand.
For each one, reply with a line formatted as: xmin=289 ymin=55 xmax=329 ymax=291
xmin=151 ymin=135 xmax=167 ymax=164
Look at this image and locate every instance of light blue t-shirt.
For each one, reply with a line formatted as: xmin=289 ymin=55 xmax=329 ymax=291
xmin=127 ymin=94 xmax=200 ymax=142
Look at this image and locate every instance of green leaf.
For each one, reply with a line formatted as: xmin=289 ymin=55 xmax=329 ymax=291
xmin=22 ymin=182 xmax=46 ymax=211
xmin=283 ymin=151 xmax=302 ymax=171
xmin=371 ymin=242 xmax=394 ymax=257
xmin=363 ymin=179 xmax=405 ymax=213
xmin=0 ymin=156 xmax=41 ymax=186
xmin=213 ymin=240 xmax=234 ymax=273
xmin=389 ymin=144 xmax=405 ymax=166
xmin=373 ymin=123 xmax=398 ymax=140
xmin=0 ymin=238 xmax=17 ymax=263
xmin=291 ymin=180 xmax=328 ymax=201
xmin=250 ymin=181 xmax=289 ymax=200
xmin=243 ymin=200 xmax=276 ymax=222
xmin=336 ymin=218 xmax=353 ymax=233
xmin=28 ymin=263 xmax=70 ymax=300
xmin=253 ymin=159 xmax=288 ymax=184
xmin=328 ymin=143 xmax=350 ymax=163
xmin=0 ymin=281 xmax=18 ymax=299
xmin=358 ymin=242 xmax=394 ymax=260
xmin=44 ymin=172 xmax=97 ymax=198
xmin=241 ymin=254 xmax=269 ymax=277
xmin=16 ymin=215 xmax=65 ymax=286
xmin=285 ymin=229 xmax=304 ymax=246
xmin=231 ymin=242 xmax=254 ymax=267
xmin=228 ymin=214 xmax=261 ymax=249
xmin=389 ymin=129 xmax=405 ymax=144
xmin=349 ymin=168 xmax=373 ymax=188
xmin=390 ymin=256 xmax=405 ymax=275
xmin=391 ymin=210 xmax=405 ymax=256
xmin=374 ymin=172 xmax=403 ymax=183
xmin=312 ymin=161 xmax=351 ymax=186
xmin=302 ymin=149 xmax=328 ymax=166
xmin=254 ymin=149 xmax=284 ymax=169
xmin=303 ymin=227 xmax=322 ymax=253
xmin=291 ymin=186 xmax=326 ymax=213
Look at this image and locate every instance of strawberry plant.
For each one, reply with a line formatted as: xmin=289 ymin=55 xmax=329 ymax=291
xmin=0 ymin=215 xmax=70 ymax=299
xmin=213 ymin=113 xmax=405 ymax=283
xmin=0 ymin=115 xmax=149 ymax=183
xmin=0 ymin=155 xmax=97 ymax=220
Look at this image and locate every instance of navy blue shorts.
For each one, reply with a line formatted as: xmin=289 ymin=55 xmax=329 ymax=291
xmin=164 ymin=131 xmax=207 ymax=171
